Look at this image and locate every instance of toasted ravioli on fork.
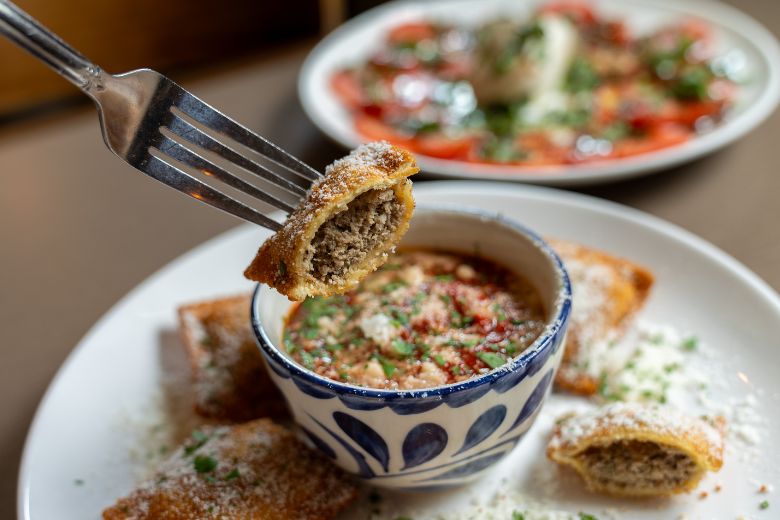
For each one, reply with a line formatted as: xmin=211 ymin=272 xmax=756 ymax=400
xmin=245 ymin=141 xmax=419 ymax=301
xmin=548 ymin=239 xmax=654 ymax=395
xmin=547 ymin=403 xmax=725 ymax=497
xmin=103 ymin=419 xmax=358 ymax=520
xmin=178 ymin=294 xmax=287 ymax=422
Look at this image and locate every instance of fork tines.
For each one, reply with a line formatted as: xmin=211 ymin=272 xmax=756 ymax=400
xmin=145 ymin=89 xmax=322 ymax=231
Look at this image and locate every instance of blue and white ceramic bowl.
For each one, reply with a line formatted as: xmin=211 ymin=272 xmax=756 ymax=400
xmin=251 ymin=206 xmax=571 ymax=489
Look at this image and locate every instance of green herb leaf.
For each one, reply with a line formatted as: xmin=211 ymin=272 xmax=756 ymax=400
xmin=194 ymin=455 xmax=218 ymax=473
xmin=759 ymin=500 xmax=769 ymax=510
xmin=566 ymin=56 xmax=600 ymax=92
xmin=378 ymin=356 xmax=396 ymax=377
xmin=477 ymin=351 xmax=506 ymax=369
xmin=480 ymin=137 xmax=525 ymax=162
xmin=671 ymin=65 xmax=711 ymax=100
xmin=391 ymin=338 xmax=415 ymax=357
xmin=682 ymin=336 xmax=699 ymax=351
xmin=512 ymin=512 xmax=526 ymax=520
xmin=283 ymin=330 xmax=295 ymax=354
xmin=184 ymin=430 xmax=209 ymax=455
xmin=224 ymin=468 xmax=240 ymax=481
xmin=434 ymin=354 xmax=447 ymax=367
xmin=578 ymin=514 xmax=599 ymax=520
xmin=383 ymin=281 xmax=408 ymax=293
xmin=492 ymin=22 xmax=544 ymax=74
xmin=601 ymin=121 xmax=631 ymax=142
xmin=300 ymin=350 xmax=315 ymax=370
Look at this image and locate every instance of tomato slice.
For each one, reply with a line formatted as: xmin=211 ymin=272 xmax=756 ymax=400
xmin=659 ymin=100 xmax=724 ymax=127
xmin=613 ymin=124 xmax=690 ymax=158
xmin=409 ymin=134 xmax=475 ymax=160
xmin=354 ymin=115 xmax=413 ymax=147
xmin=387 ymin=22 xmax=437 ymax=45
xmin=330 ymin=70 xmax=364 ymax=109
xmin=678 ymin=19 xmax=712 ymax=43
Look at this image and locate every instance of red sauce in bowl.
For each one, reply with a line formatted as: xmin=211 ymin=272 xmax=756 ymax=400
xmin=283 ymin=250 xmax=546 ymax=390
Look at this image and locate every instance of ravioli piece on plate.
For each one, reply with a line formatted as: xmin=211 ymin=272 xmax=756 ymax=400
xmin=177 ymin=294 xmax=287 ymax=422
xmin=547 ymin=402 xmax=725 ymax=497
xmin=548 ymin=238 xmax=654 ymax=395
xmin=103 ymin=419 xmax=358 ymax=520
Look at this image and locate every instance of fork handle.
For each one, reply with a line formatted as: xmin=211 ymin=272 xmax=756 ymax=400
xmin=0 ymin=0 xmax=102 ymax=91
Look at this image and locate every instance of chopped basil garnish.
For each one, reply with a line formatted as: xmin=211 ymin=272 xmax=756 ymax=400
xmin=378 ymin=356 xmax=396 ymax=377
xmin=300 ymin=350 xmax=315 ymax=370
xmin=682 ymin=336 xmax=698 ymax=351
xmin=184 ymin=430 xmax=209 ymax=455
xmin=477 ymin=351 xmax=506 ymax=369
xmin=391 ymin=339 xmax=415 ymax=357
xmin=194 ymin=455 xmax=217 ymax=473
xmin=491 ymin=22 xmax=544 ymax=74
xmin=671 ymin=65 xmax=711 ymax=100
xmin=566 ymin=56 xmax=600 ymax=92
xmin=383 ymin=281 xmax=407 ymax=293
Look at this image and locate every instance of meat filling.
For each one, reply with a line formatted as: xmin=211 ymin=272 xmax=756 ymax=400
xmin=306 ymin=188 xmax=403 ymax=285
xmin=579 ymin=440 xmax=698 ymax=493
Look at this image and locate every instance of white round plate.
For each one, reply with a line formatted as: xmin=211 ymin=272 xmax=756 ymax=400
xmin=299 ymin=0 xmax=780 ymax=186
xmin=19 ymin=182 xmax=780 ymax=519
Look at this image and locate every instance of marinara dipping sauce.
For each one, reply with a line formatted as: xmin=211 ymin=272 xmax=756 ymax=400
xmin=283 ymin=250 xmax=546 ymax=390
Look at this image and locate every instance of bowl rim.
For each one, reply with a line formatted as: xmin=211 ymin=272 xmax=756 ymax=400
xmin=251 ymin=204 xmax=571 ymax=400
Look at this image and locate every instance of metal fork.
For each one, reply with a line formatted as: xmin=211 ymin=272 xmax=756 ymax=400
xmin=0 ymin=0 xmax=321 ymax=231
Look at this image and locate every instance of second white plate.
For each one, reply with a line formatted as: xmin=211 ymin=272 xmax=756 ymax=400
xmin=300 ymin=0 xmax=780 ymax=186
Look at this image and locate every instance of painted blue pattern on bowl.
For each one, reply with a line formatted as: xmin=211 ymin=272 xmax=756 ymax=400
xmin=455 ymin=404 xmax=507 ymax=455
xmin=337 ymin=394 xmax=387 ymax=411
xmin=264 ymin=355 xmax=291 ymax=379
xmin=421 ymin=451 xmax=509 ymax=481
xmin=388 ymin=399 xmax=444 ymax=415
xmin=402 ymin=423 xmax=448 ymax=470
xmin=502 ymin=369 xmax=554 ymax=436
xmin=442 ymin=384 xmax=492 ymax=408
xmin=300 ymin=426 xmax=337 ymax=460
xmin=333 ymin=411 xmax=390 ymax=472
xmin=372 ymin=431 xmax=527 ymax=480
xmin=292 ymin=376 xmax=335 ymax=399
xmin=309 ymin=415 xmax=376 ymax=478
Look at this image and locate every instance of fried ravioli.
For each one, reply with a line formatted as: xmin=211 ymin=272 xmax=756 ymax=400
xmin=103 ymin=419 xmax=357 ymax=519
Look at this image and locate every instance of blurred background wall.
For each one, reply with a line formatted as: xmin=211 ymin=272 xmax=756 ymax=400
xmin=0 ymin=0 xmax=402 ymax=123
xmin=0 ymin=0 xmax=322 ymax=121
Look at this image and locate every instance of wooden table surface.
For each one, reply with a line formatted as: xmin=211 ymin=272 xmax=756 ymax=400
xmin=1 ymin=2 xmax=779 ymax=515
